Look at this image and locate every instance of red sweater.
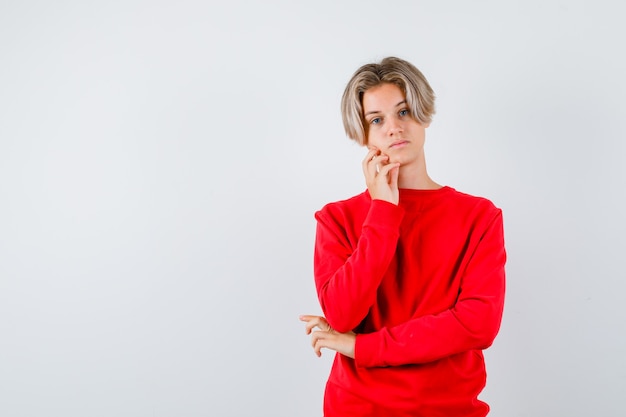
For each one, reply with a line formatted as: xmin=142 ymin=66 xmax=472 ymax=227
xmin=314 ymin=186 xmax=506 ymax=416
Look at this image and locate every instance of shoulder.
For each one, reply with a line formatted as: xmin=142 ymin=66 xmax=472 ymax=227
xmin=447 ymin=188 xmax=498 ymax=207
xmin=315 ymin=190 xmax=370 ymax=224
xmin=445 ymin=187 xmax=502 ymax=220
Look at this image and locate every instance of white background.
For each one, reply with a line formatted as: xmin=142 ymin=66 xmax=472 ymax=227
xmin=1 ymin=1 xmax=625 ymax=416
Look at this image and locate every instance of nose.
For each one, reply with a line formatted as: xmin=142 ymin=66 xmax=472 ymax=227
xmin=387 ymin=119 xmax=403 ymax=136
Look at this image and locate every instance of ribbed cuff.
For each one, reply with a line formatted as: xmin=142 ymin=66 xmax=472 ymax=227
xmin=354 ymin=331 xmax=382 ymax=368
xmin=363 ymin=199 xmax=405 ymax=231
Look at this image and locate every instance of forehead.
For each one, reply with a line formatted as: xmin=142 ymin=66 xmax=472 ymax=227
xmin=362 ymin=83 xmax=406 ymax=112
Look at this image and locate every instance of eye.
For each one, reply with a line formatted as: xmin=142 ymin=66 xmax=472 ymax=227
xmin=399 ymin=109 xmax=409 ymax=117
xmin=370 ymin=117 xmax=381 ymax=125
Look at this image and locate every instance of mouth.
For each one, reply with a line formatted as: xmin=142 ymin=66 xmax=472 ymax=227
xmin=389 ymin=140 xmax=409 ymax=149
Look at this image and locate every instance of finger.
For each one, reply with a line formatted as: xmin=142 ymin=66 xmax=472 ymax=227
xmin=308 ymin=318 xmax=331 ymax=334
xmin=314 ymin=338 xmax=324 ymax=357
xmin=311 ymin=331 xmax=332 ymax=357
xmin=362 ymin=148 xmax=379 ymax=168
xmin=313 ymin=331 xmax=349 ymax=357
xmin=362 ymin=149 xmax=379 ymax=178
xmin=362 ymin=150 xmax=375 ymax=171
xmin=365 ymin=154 xmax=389 ymax=181
xmin=299 ymin=314 xmax=321 ymax=322
xmin=305 ymin=319 xmax=322 ymax=334
xmin=311 ymin=330 xmax=325 ymax=351
xmin=300 ymin=315 xmax=330 ymax=334
xmin=299 ymin=315 xmax=320 ymax=334
xmin=299 ymin=314 xmax=326 ymax=323
xmin=376 ymin=162 xmax=400 ymax=182
xmin=305 ymin=318 xmax=322 ymax=334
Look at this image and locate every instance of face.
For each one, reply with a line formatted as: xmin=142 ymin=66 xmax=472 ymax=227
xmin=362 ymin=83 xmax=429 ymax=168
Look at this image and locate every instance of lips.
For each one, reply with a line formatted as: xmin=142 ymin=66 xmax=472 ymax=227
xmin=389 ymin=140 xmax=409 ymax=149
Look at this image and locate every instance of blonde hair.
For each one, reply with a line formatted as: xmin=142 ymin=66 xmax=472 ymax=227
xmin=341 ymin=56 xmax=436 ymax=145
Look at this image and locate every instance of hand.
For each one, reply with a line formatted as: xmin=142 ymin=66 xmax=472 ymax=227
xmin=362 ymin=148 xmax=400 ymax=205
xmin=299 ymin=315 xmax=356 ymax=359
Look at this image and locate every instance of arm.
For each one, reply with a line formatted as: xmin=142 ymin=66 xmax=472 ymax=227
xmin=314 ymin=199 xmax=404 ymax=333
xmin=355 ymin=210 xmax=506 ymax=367
xmin=313 ymin=149 xmax=403 ymax=333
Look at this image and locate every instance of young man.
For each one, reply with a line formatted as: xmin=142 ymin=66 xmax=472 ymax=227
xmin=300 ymin=57 xmax=506 ymax=416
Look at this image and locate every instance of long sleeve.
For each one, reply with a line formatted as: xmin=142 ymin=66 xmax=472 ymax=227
xmin=314 ymin=199 xmax=404 ymax=333
xmin=354 ymin=209 xmax=506 ymax=367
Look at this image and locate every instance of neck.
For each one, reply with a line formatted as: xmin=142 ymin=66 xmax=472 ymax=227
xmin=397 ymin=154 xmax=441 ymax=190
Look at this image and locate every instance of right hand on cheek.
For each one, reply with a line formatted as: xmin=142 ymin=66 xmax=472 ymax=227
xmin=362 ymin=148 xmax=400 ymax=205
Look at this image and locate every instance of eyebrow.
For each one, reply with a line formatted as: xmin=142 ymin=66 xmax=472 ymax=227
xmin=364 ymin=100 xmax=407 ymax=117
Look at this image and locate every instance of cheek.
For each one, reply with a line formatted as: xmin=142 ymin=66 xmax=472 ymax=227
xmin=366 ymin=132 xmax=382 ymax=147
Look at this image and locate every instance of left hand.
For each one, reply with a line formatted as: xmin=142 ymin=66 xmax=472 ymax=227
xmin=299 ymin=315 xmax=356 ymax=359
